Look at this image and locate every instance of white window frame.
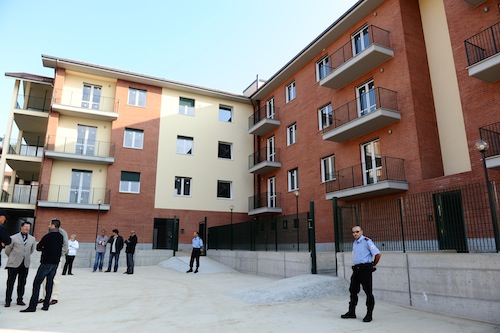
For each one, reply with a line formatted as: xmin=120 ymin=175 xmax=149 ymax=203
xmin=361 ymin=139 xmax=382 ymax=185
xmin=218 ymin=141 xmax=232 ymax=159
xmin=217 ymin=180 xmax=232 ymax=199
xmin=128 ymin=87 xmax=147 ymax=107
xmin=176 ymin=136 xmax=194 ymax=155
xmin=179 ymin=97 xmax=195 ymax=116
xmin=76 ymin=125 xmax=97 ymax=156
xmin=321 ymin=155 xmax=335 ymax=183
xmin=356 ymin=80 xmax=376 ymax=116
xmin=123 ymin=128 xmax=144 ymax=149
xmin=287 ymin=123 xmax=297 ymax=146
xmin=267 ymin=136 xmax=276 ymax=162
xmin=352 ymin=25 xmax=370 ymax=55
xmin=318 ymin=104 xmax=333 ymax=130
xmin=285 ymin=81 xmax=296 ymax=103
xmin=219 ymin=105 xmax=233 ymax=122
xmin=266 ymin=97 xmax=275 ymax=119
xmin=267 ymin=176 xmax=277 ymax=208
xmin=81 ymin=84 xmax=102 ymax=110
xmin=316 ymin=56 xmax=330 ymax=81
xmin=120 ymin=171 xmax=141 ymax=194
xmin=174 ymin=176 xmax=191 ymax=196
xmin=288 ymin=168 xmax=298 ymax=192
xmin=70 ymin=169 xmax=92 ymax=204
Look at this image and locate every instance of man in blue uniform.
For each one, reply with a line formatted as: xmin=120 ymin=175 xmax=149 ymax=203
xmin=341 ymin=225 xmax=381 ymax=322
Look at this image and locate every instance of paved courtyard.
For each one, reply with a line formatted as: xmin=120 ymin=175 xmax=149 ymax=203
xmin=0 ymin=256 xmax=498 ymax=333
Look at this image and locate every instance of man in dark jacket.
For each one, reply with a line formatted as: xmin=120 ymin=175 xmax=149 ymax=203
xmin=0 ymin=210 xmax=13 ymax=267
xmin=21 ymin=218 xmax=63 ymax=312
xmin=124 ymin=230 xmax=138 ymax=274
xmin=105 ymin=229 xmax=123 ymax=272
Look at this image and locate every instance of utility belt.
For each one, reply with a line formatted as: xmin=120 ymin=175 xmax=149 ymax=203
xmin=352 ymin=263 xmax=374 ymax=271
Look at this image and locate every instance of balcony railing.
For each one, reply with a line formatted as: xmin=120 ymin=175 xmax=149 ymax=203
xmin=7 ymin=139 xmax=43 ymax=157
xmin=0 ymin=184 xmax=38 ymax=204
xmin=465 ymin=22 xmax=500 ymax=66
xmin=38 ymin=184 xmax=111 ymax=205
xmin=326 ymin=156 xmax=406 ymax=193
xmin=479 ymin=122 xmax=500 ymax=158
xmin=248 ymin=106 xmax=281 ymax=135
xmin=248 ymin=192 xmax=282 ymax=211
xmin=328 ymin=25 xmax=391 ymax=72
xmin=45 ymin=136 xmax=115 ymax=159
xmin=323 ymin=87 xmax=398 ymax=132
xmin=15 ymin=94 xmax=51 ymax=112
xmin=52 ymin=89 xmax=119 ymax=113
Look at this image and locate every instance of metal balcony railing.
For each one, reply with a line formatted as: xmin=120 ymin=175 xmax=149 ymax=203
xmin=479 ymin=121 xmax=500 ymax=158
xmin=45 ymin=136 xmax=116 ymax=158
xmin=248 ymin=147 xmax=281 ymax=169
xmin=7 ymin=139 xmax=44 ymax=157
xmin=0 ymin=184 xmax=38 ymax=204
xmin=52 ymin=89 xmax=119 ymax=113
xmin=327 ymin=25 xmax=391 ymax=71
xmin=248 ymin=192 xmax=282 ymax=210
xmin=322 ymin=87 xmax=398 ymax=132
xmin=325 ymin=156 xmax=406 ymax=193
xmin=248 ymin=106 xmax=280 ymax=128
xmin=38 ymin=184 xmax=110 ymax=205
xmin=15 ymin=94 xmax=51 ymax=112
xmin=465 ymin=22 xmax=500 ymax=66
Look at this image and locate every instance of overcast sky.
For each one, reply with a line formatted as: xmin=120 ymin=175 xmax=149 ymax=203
xmin=0 ymin=0 xmax=359 ymax=138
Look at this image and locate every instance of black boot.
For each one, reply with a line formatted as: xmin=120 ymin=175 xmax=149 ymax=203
xmin=341 ymin=305 xmax=356 ymax=319
xmin=363 ymin=310 xmax=373 ymax=322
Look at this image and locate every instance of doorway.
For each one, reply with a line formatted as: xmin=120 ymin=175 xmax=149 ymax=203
xmin=433 ymin=191 xmax=468 ymax=252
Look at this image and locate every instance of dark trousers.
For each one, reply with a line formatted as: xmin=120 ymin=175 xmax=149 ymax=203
xmin=126 ymin=253 xmax=134 ymax=274
xmin=349 ymin=265 xmax=375 ymax=312
xmin=107 ymin=252 xmax=120 ymax=272
xmin=27 ymin=263 xmax=58 ymax=310
xmin=5 ymin=263 xmax=29 ymax=303
xmin=62 ymin=255 xmax=75 ymax=275
xmin=189 ymin=248 xmax=201 ymax=269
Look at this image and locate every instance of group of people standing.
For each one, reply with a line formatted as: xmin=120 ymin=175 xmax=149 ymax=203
xmin=93 ymin=228 xmax=138 ymax=274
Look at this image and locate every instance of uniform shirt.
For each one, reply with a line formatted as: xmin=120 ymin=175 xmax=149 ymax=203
xmin=352 ymin=236 xmax=380 ymax=265
xmin=192 ymin=236 xmax=203 ymax=249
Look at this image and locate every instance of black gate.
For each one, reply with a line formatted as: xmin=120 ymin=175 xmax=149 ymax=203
xmin=153 ymin=217 xmax=179 ymax=250
xmin=433 ymin=191 xmax=468 ymax=252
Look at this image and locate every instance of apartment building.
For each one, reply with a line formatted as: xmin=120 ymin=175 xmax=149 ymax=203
xmin=0 ymin=56 xmax=254 ymax=248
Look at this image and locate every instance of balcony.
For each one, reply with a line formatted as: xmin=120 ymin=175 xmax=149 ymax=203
xmin=38 ymin=184 xmax=111 ymax=210
xmin=0 ymin=184 xmax=38 ymax=209
xmin=248 ymin=106 xmax=280 ymax=136
xmin=465 ymin=22 xmax=500 ymax=82
xmin=323 ymin=87 xmax=400 ymax=142
xmin=248 ymin=192 xmax=283 ymax=215
xmin=325 ymin=156 xmax=408 ymax=201
xmin=4 ymin=139 xmax=43 ymax=180
xmin=248 ymin=148 xmax=281 ymax=174
xmin=462 ymin=0 xmax=487 ymax=6
xmin=320 ymin=25 xmax=394 ymax=89
xmin=44 ymin=136 xmax=115 ymax=164
xmin=479 ymin=122 xmax=500 ymax=170
xmin=52 ymin=89 xmax=119 ymax=121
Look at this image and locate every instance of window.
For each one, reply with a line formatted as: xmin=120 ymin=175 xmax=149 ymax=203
xmin=218 ymin=142 xmax=232 ymax=159
xmin=70 ymin=170 xmax=92 ymax=204
xmin=124 ymin=128 xmax=144 ymax=149
xmin=266 ymin=98 xmax=275 ymax=119
xmin=362 ymin=140 xmax=382 ymax=185
xmin=268 ymin=177 xmax=277 ymax=208
xmin=267 ymin=136 xmax=276 ymax=162
xmin=175 ymin=176 xmax=191 ymax=196
xmin=352 ymin=26 xmax=370 ymax=55
xmin=286 ymin=81 xmax=296 ymax=103
xmin=179 ymin=97 xmax=195 ymax=116
xmin=128 ymin=88 xmax=147 ymax=107
xmin=287 ymin=123 xmax=297 ymax=146
xmin=316 ymin=56 xmax=330 ymax=81
xmin=356 ymin=80 xmax=376 ymax=116
xmin=81 ymin=84 xmax=102 ymax=110
xmin=217 ymin=180 xmax=232 ymax=199
xmin=176 ymin=136 xmax=193 ymax=155
xmin=76 ymin=125 xmax=97 ymax=156
xmin=318 ymin=104 xmax=333 ymax=130
xmin=288 ymin=168 xmax=298 ymax=192
xmin=120 ymin=171 xmax=140 ymax=193
xmin=321 ymin=155 xmax=335 ymax=182
xmin=219 ymin=105 xmax=232 ymax=122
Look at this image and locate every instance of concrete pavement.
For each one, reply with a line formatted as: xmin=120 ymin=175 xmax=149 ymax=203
xmin=0 ymin=256 xmax=498 ymax=333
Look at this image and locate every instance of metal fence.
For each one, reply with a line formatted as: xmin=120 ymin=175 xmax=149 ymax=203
xmin=336 ymin=182 xmax=499 ymax=253
xmin=208 ymin=212 xmax=311 ymax=252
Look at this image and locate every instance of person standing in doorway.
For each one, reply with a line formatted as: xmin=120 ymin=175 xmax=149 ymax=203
xmin=93 ymin=229 xmax=108 ymax=272
xmin=105 ymin=229 xmax=123 ymax=272
xmin=341 ymin=225 xmax=381 ymax=323
xmin=186 ymin=232 xmax=203 ymax=274
xmin=4 ymin=221 xmax=36 ymax=307
xmin=124 ymin=230 xmax=138 ymax=274
xmin=62 ymin=234 xmax=79 ymax=275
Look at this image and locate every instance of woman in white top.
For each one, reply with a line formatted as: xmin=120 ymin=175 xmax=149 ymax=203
xmin=62 ymin=234 xmax=79 ymax=275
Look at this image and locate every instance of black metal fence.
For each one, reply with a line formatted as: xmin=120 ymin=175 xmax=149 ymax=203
xmin=336 ymin=182 xmax=499 ymax=253
xmin=208 ymin=212 xmax=311 ymax=252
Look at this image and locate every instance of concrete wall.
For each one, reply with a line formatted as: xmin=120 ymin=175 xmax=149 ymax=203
xmin=337 ymin=252 xmax=500 ymax=325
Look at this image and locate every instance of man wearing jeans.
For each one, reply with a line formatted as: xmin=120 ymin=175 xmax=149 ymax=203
xmin=21 ymin=219 xmax=63 ymax=312
xmin=93 ymin=229 xmax=108 ymax=272
xmin=105 ymin=229 xmax=123 ymax=272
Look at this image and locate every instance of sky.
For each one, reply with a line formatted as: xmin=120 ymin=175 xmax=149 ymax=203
xmin=0 ymin=0 xmax=359 ymax=139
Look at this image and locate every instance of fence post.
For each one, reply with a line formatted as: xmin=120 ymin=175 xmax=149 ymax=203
xmin=398 ymin=197 xmax=406 ymax=253
xmin=333 ymin=197 xmax=340 ymax=253
xmin=308 ymin=201 xmax=317 ymax=274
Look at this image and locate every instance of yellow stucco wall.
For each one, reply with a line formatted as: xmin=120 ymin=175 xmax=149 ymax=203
xmin=419 ymin=0 xmax=471 ymax=175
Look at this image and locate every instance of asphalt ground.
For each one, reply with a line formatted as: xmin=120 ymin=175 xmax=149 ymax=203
xmin=0 ymin=256 xmax=498 ymax=333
